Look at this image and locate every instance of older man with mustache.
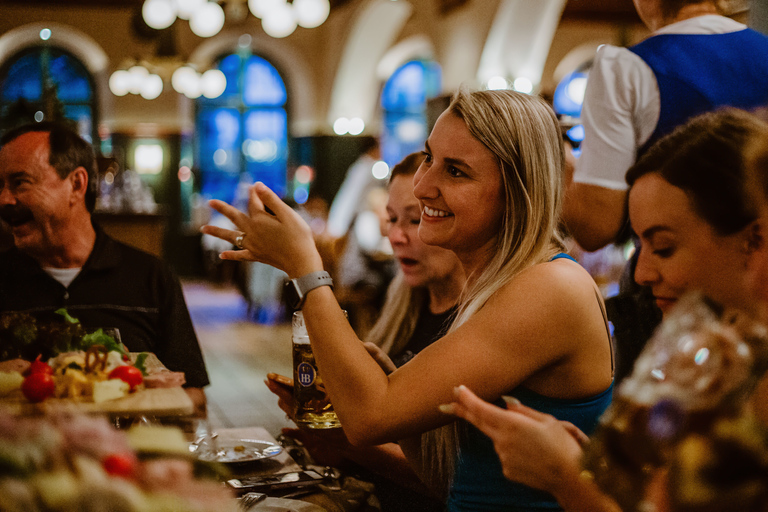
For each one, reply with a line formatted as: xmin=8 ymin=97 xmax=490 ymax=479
xmin=0 ymin=122 xmax=209 ymax=414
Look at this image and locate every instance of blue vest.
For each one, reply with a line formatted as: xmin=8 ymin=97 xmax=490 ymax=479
xmin=630 ymin=28 xmax=768 ymax=156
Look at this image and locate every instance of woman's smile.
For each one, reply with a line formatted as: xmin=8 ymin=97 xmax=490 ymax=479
xmin=422 ymin=206 xmax=453 ymax=218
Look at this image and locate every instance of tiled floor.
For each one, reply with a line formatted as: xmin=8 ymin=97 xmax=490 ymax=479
xmin=182 ymin=279 xmax=293 ymax=437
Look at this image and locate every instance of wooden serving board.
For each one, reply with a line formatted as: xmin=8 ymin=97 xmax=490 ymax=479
xmin=0 ymin=386 xmax=194 ymax=417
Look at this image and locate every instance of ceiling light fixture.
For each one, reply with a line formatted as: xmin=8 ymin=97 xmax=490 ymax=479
xmin=141 ymin=0 xmax=332 ymax=40
xmin=110 ymin=60 xmax=227 ymax=100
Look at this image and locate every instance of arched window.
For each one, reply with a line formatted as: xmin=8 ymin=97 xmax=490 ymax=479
xmin=196 ymin=52 xmax=288 ymax=203
xmin=0 ymin=46 xmax=96 ymax=142
xmin=380 ymin=60 xmax=441 ymax=166
xmin=553 ymin=62 xmax=592 ymax=155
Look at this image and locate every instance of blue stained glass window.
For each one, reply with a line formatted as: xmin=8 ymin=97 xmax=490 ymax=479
xmin=48 ymin=53 xmax=91 ymax=102
xmin=198 ymin=108 xmax=241 ymax=176
xmin=0 ymin=46 xmax=95 ymax=141
xmin=1 ymin=53 xmax=44 ymax=101
xmin=196 ymin=52 xmax=288 ymax=201
xmin=553 ymin=70 xmax=589 ymax=119
xmin=380 ymin=60 xmax=441 ymax=166
xmin=244 ymin=108 xmax=287 ymax=197
xmin=216 ymin=53 xmax=242 ymax=100
xmin=243 ymin=56 xmax=286 ymax=107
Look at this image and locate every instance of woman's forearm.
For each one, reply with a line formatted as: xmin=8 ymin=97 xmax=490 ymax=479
xmin=342 ymin=442 xmax=435 ymax=496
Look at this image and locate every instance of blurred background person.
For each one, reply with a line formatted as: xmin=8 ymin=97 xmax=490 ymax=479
xmin=0 ymin=122 xmax=209 ymax=415
xmin=564 ymin=0 xmax=768 ymax=384
xmin=325 ymin=138 xmax=395 ymax=335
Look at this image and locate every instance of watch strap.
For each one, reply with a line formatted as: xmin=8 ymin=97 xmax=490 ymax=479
xmin=292 ymin=270 xmax=333 ymax=308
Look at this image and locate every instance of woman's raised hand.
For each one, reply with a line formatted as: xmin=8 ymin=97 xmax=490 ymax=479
xmin=201 ymin=182 xmax=323 ymax=278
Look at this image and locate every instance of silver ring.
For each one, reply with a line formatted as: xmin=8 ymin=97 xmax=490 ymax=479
xmin=234 ymin=232 xmax=245 ymax=250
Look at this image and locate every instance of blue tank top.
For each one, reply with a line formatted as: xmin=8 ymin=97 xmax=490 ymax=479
xmin=447 ymin=253 xmax=613 ymax=511
xmin=630 ymin=28 xmax=768 ymax=156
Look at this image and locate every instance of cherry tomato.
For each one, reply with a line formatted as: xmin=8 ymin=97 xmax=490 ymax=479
xmin=102 ymin=453 xmax=137 ymax=478
xmin=108 ymin=365 xmax=143 ymax=390
xmin=28 ymin=355 xmax=53 ymax=376
xmin=22 ymin=372 xmax=56 ymax=402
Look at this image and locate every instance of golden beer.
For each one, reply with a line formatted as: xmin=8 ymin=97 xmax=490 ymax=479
xmin=292 ymin=312 xmax=341 ymax=429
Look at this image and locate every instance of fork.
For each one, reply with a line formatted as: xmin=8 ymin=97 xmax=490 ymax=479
xmin=239 ymin=492 xmax=267 ymax=510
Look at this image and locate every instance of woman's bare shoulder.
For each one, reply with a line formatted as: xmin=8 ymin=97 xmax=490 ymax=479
xmin=494 ymin=256 xmax=598 ymax=305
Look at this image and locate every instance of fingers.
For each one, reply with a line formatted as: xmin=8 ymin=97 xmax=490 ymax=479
xmin=277 ymin=397 xmax=295 ymax=418
xmin=449 ymin=385 xmax=513 ymax=433
xmin=265 ymin=378 xmax=294 ymax=402
xmin=218 ymin=249 xmax=259 ymax=262
xmin=561 ymin=421 xmax=590 ymax=447
xmin=502 ymin=397 xmax=553 ymax=423
xmin=251 ymin=182 xmax=292 ymax=219
xmin=248 ymin=183 xmax=266 ymax=218
xmin=208 ymin=199 xmax=249 ymax=226
xmin=362 ymin=342 xmax=397 ymax=374
xmin=199 ymin=224 xmax=242 ymax=246
xmin=267 ymin=373 xmax=293 ymax=388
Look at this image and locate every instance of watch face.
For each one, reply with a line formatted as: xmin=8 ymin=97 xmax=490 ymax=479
xmin=284 ymin=280 xmax=302 ymax=310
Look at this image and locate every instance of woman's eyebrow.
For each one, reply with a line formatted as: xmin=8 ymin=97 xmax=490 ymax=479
xmin=640 ymin=225 xmax=673 ymax=240
xmin=444 ymin=156 xmax=470 ymax=168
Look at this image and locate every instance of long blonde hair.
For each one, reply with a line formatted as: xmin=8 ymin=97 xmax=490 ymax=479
xmin=418 ymin=89 xmax=567 ymax=495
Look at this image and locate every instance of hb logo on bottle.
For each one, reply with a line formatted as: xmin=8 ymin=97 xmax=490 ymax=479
xmin=297 ymin=362 xmax=316 ymax=387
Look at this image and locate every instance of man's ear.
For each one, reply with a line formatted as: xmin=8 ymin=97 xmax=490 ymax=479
xmin=69 ymin=167 xmax=89 ymax=204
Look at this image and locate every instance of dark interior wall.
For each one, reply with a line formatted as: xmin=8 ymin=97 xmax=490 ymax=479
xmin=290 ymin=135 xmax=377 ymax=206
xmin=106 ymin=132 xmax=203 ymax=277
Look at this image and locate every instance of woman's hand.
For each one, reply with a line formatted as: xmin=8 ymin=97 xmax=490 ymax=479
xmin=265 ymin=373 xmax=352 ymax=467
xmin=362 ymin=342 xmax=397 ymax=374
xmin=200 ymin=182 xmax=324 ymax=278
xmin=440 ymin=385 xmax=588 ymax=494
xmin=265 ymin=373 xmax=297 ymax=421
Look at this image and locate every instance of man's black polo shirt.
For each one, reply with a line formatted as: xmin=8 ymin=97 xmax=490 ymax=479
xmin=0 ymin=226 xmax=209 ymax=388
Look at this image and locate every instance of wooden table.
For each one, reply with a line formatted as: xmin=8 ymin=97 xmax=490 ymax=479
xmin=0 ymin=386 xmax=194 ymax=418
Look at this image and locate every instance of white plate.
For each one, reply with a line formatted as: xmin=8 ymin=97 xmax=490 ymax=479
xmin=246 ymin=497 xmax=326 ymax=512
xmin=190 ymin=438 xmax=283 ymax=463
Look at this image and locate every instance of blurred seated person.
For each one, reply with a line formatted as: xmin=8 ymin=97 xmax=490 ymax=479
xmin=326 ymin=137 xmax=383 ymax=240
xmin=442 ymin=108 xmax=768 ymax=512
xmin=324 ymin=139 xmax=395 ymax=334
xmin=266 ymin=152 xmax=465 ymax=511
xmin=0 ymin=122 xmax=209 ymax=415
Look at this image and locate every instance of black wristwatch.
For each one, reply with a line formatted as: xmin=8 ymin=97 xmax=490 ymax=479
xmin=284 ymin=271 xmax=334 ymax=310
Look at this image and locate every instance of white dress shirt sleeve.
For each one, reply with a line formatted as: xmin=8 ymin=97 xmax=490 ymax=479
xmin=573 ymin=44 xmax=660 ymax=191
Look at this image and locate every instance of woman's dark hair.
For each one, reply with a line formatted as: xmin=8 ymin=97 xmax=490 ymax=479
xmin=627 ymin=108 xmax=767 ymax=235
xmin=747 ymin=128 xmax=768 ymax=204
xmin=1 ymin=122 xmax=98 ymax=212
xmin=388 ymin=151 xmax=424 ymax=185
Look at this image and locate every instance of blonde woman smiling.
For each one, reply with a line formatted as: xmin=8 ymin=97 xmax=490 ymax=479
xmin=202 ymin=89 xmax=614 ymax=511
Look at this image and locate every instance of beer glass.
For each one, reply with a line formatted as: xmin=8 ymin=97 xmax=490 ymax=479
xmin=292 ymin=311 xmax=341 ymax=429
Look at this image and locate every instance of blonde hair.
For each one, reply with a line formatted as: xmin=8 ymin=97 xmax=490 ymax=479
xmin=419 ymin=89 xmax=567 ymax=495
